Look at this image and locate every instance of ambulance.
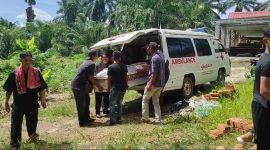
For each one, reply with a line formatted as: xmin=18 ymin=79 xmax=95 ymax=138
xmin=91 ymin=28 xmax=231 ymax=98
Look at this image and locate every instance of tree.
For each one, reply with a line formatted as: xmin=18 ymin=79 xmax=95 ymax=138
xmin=83 ymin=0 xmax=116 ymax=22
xmin=25 ymin=0 xmax=36 ymax=22
xmin=57 ymin=0 xmax=82 ymax=26
xmin=221 ymin=0 xmax=257 ymax=12
xmin=254 ymin=0 xmax=270 ymax=11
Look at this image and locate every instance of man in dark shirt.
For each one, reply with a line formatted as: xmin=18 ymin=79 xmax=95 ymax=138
xmin=252 ymin=31 xmax=270 ymax=149
xmin=107 ymin=51 xmax=128 ymax=125
xmin=71 ymin=50 xmax=102 ymax=127
xmin=3 ymin=52 xmax=47 ymax=150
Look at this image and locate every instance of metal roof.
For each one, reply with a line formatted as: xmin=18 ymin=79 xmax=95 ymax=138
xmin=229 ymin=11 xmax=270 ymax=19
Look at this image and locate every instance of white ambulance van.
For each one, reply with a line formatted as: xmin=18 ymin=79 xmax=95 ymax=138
xmin=91 ymin=28 xmax=231 ymax=98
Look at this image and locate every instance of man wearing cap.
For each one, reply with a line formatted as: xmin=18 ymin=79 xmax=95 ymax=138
xmin=71 ymin=50 xmax=103 ymax=127
xmin=252 ymin=31 xmax=270 ymax=149
xmin=141 ymin=42 xmax=166 ymax=124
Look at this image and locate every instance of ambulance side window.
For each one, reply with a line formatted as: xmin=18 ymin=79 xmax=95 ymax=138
xmin=194 ymin=39 xmax=212 ymax=56
xmin=166 ymin=38 xmax=195 ymax=58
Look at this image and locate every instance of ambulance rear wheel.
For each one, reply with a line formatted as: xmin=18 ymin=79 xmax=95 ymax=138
xmin=182 ymin=76 xmax=194 ymax=99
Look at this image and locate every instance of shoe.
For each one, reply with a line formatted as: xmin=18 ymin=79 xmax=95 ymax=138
xmin=249 ymin=144 xmax=257 ymax=150
xmin=110 ymin=121 xmax=117 ymax=126
xmin=88 ymin=118 xmax=96 ymax=123
xmin=141 ymin=119 xmax=151 ymax=123
xmin=237 ymin=131 xmax=253 ymax=143
xmin=27 ymin=133 xmax=39 ymax=143
xmin=117 ymin=117 xmax=124 ymax=124
xmin=154 ymin=120 xmax=163 ymax=125
xmin=96 ymin=114 xmax=102 ymax=118
xmin=80 ymin=122 xmax=93 ymax=127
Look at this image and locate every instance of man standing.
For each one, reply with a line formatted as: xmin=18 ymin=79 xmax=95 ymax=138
xmin=3 ymin=52 xmax=47 ymax=150
xmin=252 ymin=31 xmax=270 ymax=149
xmin=71 ymin=50 xmax=102 ymax=127
xmin=107 ymin=51 xmax=128 ymax=125
xmin=141 ymin=42 xmax=166 ymax=124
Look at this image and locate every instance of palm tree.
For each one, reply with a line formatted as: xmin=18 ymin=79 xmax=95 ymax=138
xmin=254 ymin=0 xmax=270 ymax=11
xmin=25 ymin=0 xmax=36 ymax=22
xmin=83 ymin=0 xmax=116 ymax=22
xmin=222 ymin=0 xmax=257 ymax=12
xmin=56 ymin=0 xmax=81 ymax=26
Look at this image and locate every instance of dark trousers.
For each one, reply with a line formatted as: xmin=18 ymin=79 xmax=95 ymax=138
xmin=72 ymin=89 xmax=91 ymax=126
xmin=252 ymin=101 xmax=270 ymax=150
xmin=95 ymin=92 xmax=109 ymax=115
xmin=10 ymin=106 xmax=38 ymax=149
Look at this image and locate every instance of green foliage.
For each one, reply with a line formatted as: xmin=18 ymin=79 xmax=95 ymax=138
xmin=16 ymin=37 xmax=39 ymax=54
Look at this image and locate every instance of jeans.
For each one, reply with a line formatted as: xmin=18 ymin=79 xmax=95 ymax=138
xmin=142 ymin=87 xmax=162 ymax=122
xmin=109 ymin=88 xmax=125 ymax=123
xmin=72 ymin=89 xmax=91 ymax=126
xmin=10 ymin=106 xmax=38 ymax=149
xmin=95 ymin=92 xmax=109 ymax=115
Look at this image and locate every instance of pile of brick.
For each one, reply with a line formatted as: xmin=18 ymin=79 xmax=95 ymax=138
xmin=209 ymin=124 xmax=231 ymax=139
xmin=209 ymin=118 xmax=253 ymax=140
xmin=227 ymin=118 xmax=253 ymax=134
xmin=204 ymin=83 xmax=235 ymax=101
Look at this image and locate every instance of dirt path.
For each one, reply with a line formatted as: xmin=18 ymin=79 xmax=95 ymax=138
xmin=226 ymin=57 xmax=253 ymax=83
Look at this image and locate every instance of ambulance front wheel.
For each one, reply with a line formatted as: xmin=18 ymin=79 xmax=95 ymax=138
xmin=181 ymin=76 xmax=194 ymax=99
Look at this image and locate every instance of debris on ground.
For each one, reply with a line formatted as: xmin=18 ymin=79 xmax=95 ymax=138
xmin=189 ymin=96 xmax=221 ymax=118
xmin=209 ymin=118 xmax=253 ymax=140
xmin=180 ymin=83 xmax=236 ymax=118
xmin=203 ymin=83 xmax=235 ymax=101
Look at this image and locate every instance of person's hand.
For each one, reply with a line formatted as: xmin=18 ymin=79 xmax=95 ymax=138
xmin=5 ymin=102 xmax=10 ymax=113
xmin=41 ymin=100 xmax=47 ymax=109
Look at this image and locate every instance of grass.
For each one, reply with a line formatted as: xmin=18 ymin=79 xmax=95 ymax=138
xmin=0 ymin=80 xmax=254 ymax=149
xmin=101 ymin=80 xmax=254 ymax=149
xmin=0 ymin=52 xmax=255 ymax=149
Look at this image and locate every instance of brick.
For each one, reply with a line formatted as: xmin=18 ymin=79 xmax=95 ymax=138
xmin=210 ymin=93 xmax=220 ymax=97
xmin=210 ymin=97 xmax=219 ymax=101
xmin=216 ymin=146 xmax=225 ymax=150
xmin=225 ymin=84 xmax=235 ymax=92
xmin=217 ymin=124 xmax=231 ymax=133
xmin=209 ymin=133 xmax=218 ymax=140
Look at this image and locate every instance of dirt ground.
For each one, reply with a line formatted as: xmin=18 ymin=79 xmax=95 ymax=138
xmin=226 ymin=57 xmax=253 ymax=83
xmin=0 ymin=57 xmax=253 ymax=148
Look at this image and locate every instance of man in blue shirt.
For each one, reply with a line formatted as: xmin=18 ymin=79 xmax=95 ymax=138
xmin=142 ymin=42 xmax=166 ymax=124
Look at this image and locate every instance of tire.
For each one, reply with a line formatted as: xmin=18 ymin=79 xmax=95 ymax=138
xmin=182 ymin=76 xmax=194 ymax=99
xmin=216 ymin=69 xmax=225 ymax=85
